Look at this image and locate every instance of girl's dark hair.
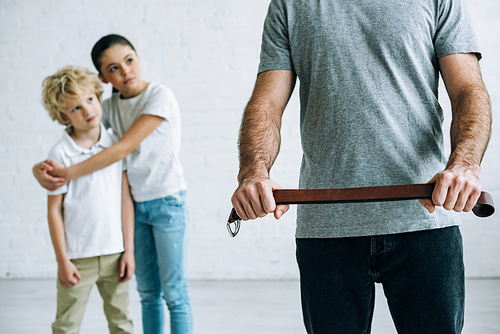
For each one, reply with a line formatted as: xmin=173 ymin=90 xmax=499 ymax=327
xmin=91 ymin=34 xmax=136 ymax=73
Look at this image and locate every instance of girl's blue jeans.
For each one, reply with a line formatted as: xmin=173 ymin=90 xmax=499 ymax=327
xmin=133 ymin=190 xmax=193 ymax=334
xmin=296 ymin=226 xmax=465 ymax=334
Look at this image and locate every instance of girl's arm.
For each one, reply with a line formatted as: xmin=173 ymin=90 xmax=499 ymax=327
xmin=47 ymin=195 xmax=81 ymax=287
xmin=119 ymin=171 xmax=135 ymax=282
xmin=33 ymin=161 xmax=67 ymax=191
xmin=53 ymin=114 xmax=164 ymax=181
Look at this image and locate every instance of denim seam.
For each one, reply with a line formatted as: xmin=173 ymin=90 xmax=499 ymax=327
xmin=361 ymin=284 xmax=375 ymax=334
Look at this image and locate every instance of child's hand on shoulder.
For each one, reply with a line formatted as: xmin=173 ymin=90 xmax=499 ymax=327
xmin=47 ymin=160 xmax=67 ymax=179
xmin=58 ymin=259 xmax=81 ymax=288
xmin=119 ymin=250 xmax=135 ymax=283
xmin=33 ymin=161 xmax=67 ymax=191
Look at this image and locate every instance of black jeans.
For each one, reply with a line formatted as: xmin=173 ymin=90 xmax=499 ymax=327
xmin=296 ymin=226 xmax=465 ymax=334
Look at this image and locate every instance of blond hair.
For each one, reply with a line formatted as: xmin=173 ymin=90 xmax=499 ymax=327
xmin=42 ymin=66 xmax=103 ymax=125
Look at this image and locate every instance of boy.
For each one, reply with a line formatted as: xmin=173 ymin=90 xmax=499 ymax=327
xmin=41 ymin=66 xmax=134 ymax=334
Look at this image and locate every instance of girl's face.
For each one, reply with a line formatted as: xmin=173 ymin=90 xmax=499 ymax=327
xmin=98 ymin=44 xmax=147 ymax=99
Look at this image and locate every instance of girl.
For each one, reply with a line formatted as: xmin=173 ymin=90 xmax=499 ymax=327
xmin=34 ymin=34 xmax=193 ymax=334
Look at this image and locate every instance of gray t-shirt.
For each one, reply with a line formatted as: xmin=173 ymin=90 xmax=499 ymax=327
xmin=102 ymin=82 xmax=186 ymax=202
xmin=258 ymin=0 xmax=480 ymax=238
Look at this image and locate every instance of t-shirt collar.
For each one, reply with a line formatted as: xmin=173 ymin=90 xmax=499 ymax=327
xmin=60 ymin=123 xmax=113 ymax=157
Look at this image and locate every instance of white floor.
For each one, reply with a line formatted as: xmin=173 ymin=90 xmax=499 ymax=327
xmin=1 ymin=279 xmax=499 ymax=333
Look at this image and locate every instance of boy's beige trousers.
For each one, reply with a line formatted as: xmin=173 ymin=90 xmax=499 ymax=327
xmin=51 ymin=252 xmax=133 ymax=334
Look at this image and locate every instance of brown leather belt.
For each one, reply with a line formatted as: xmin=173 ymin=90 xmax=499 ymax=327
xmin=227 ymin=183 xmax=495 ymax=237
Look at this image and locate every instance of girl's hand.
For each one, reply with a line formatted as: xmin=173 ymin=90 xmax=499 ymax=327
xmin=119 ymin=250 xmax=135 ymax=282
xmin=32 ymin=161 xmax=67 ymax=191
xmin=58 ymin=260 xmax=81 ymax=288
xmin=47 ymin=160 xmax=68 ymax=179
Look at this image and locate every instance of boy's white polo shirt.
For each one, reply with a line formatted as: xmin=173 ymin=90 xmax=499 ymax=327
xmin=47 ymin=124 xmax=125 ymax=259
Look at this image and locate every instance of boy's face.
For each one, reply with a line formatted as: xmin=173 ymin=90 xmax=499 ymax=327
xmin=62 ymin=90 xmax=102 ymax=133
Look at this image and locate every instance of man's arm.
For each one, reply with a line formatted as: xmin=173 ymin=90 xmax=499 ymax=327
xmin=119 ymin=171 xmax=135 ymax=282
xmin=47 ymin=195 xmax=81 ymax=287
xmin=420 ymin=53 xmax=491 ymax=213
xmin=231 ymin=70 xmax=296 ymax=221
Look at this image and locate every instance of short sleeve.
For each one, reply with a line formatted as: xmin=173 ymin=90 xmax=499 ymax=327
xmin=101 ymin=98 xmax=112 ymax=129
xmin=141 ymin=86 xmax=178 ymax=121
xmin=258 ymin=0 xmax=295 ymax=74
xmin=434 ymin=0 xmax=481 ymax=59
xmin=46 ymin=144 xmax=68 ymax=196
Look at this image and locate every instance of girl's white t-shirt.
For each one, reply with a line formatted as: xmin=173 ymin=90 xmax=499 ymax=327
xmin=101 ymin=82 xmax=186 ymax=202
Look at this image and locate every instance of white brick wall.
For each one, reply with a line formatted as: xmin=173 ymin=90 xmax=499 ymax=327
xmin=0 ymin=0 xmax=498 ymax=279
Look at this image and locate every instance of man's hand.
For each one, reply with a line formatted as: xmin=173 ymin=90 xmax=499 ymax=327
xmin=421 ymin=53 xmax=491 ymax=214
xmin=231 ymin=70 xmax=296 ymax=223
xmin=231 ymin=176 xmax=289 ymax=221
xmin=419 ymin=164 xmax=481 ymax=214
xmin=58 ymin=259 xmax=81 ymax=288
xmin=119 ymin=250 xmax=135 ymax=283
xmin=32 ymin=161 xmax=67 ymax=191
